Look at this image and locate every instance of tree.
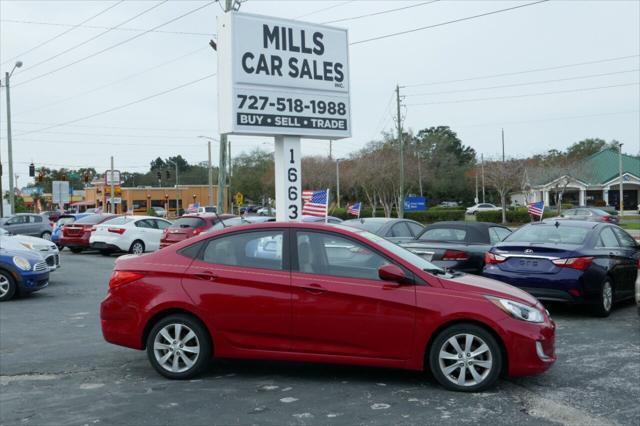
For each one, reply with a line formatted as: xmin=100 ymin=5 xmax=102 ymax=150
xmin=565 ymin=138 xmax=607 ymax=160
xmin=150 ymin=157 xmax=166 ymax=171
xmin=231 ymin=149 xmax=274 ymax=202
xmin=483 ymin=158 xmax=525 ymax=224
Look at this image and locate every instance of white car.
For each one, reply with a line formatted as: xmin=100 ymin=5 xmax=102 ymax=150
xmin=89 ymin=215 xmax=172 ymax=255
xmin=197 ymin=205 xmax=217 ymax=214
xmin=256 ymin=207 xmax=276 ymax=216
xmin=0 ymin=228 xmax=60 ymax=271
xmin=465 ymin=203 xmax=502 ymax=215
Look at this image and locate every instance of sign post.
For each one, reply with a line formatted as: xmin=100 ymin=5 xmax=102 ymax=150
xmin=217 ymin=12 xmax=350 ymax=221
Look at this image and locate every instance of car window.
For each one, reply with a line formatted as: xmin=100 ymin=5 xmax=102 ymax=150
xmin=202 ymin=230 xmax=284 ymax=271
xmin=489 ymin=227 xmax=511 ymax=244
xmin=57 ymin=217 xmax=76 ymax=226
xmin=33 ymin=215 xmax=43 ymax=223
xmin=297 ymin=231 xmax=390 ymax=280
xmin=598 ymin=228 xmax=619 ymax=247
xmin=576 ymin=209 xmax=590 ymax=216
xmin=343 ymin=220 xmax=385 ymax=234
xmin=480 ymin=204 xmax=493 ymax=208
xmin=172 ymin=217 xmax=205 ymax=229
xmin=420 ymin=227 xmax=466 ymax=242
xmin=6 ymin=216 xmax=26 ymax=224
xmin=563 ymin=209 xmax=576 ymax=216
xmin=611 ymin=227 xmax=637 ymax=248
xmin=103 ymin=216 xmax=133 ymax=226
xmin=135 ymin=219 xmax=155 ymax=229
xmin=407 ymin=222 xmax=424 ymax=236
xmin=506 ymin=225 xmax=589 ymax=245
xmin=388 ymin=222 xmax=412 ymax=238
xmin=75 ymin=215 xmax=112 ymax=225
xmin=155 ymin=220 xmax=171 ymax=230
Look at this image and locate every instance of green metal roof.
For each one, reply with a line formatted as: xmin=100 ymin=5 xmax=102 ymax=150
xmin=578 ymin=148 xmax=640 ymax=184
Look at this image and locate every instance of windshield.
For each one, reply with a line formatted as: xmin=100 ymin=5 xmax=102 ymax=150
xmin=103 ymin=217 xmax=135 ymax=226
xmin=209 ymin=217 xmax=249 ymax=231
xmin=505 ymin=224 xmax=590 ymax=245
xmin=343 ymin=220 xmax=384 ymax=234
xmin=336 ymin=225 xmax=444 ymax=273
xmin=57 ymin=216 xmax=76 ymax=226
xmin=172 ymin=217 xmax=205 ymax=229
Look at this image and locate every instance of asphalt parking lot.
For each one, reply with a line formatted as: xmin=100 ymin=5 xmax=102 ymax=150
xmin=1 ymin=251 xmax=639 ymax=426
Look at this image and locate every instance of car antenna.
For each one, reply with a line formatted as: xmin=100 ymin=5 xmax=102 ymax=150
xmin=554 ymin=221 xmax=560 ymax=228
xmin=214 ymin=211 xmax=227 ymax=228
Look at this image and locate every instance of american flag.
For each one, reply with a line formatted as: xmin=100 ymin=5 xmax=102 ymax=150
xmin=302 ymin=189 xmax=329 ymax=217
xmin=347 ymin=202 xmax=361 ymax=217
xmin=302 ymin=190 xmax=314 ymax=204
xmin=527 ymin=201 xmax=544 ymax=217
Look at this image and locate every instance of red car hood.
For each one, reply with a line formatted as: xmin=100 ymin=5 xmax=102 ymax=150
xmin=440 ymin=273 xmax=541 ymax=307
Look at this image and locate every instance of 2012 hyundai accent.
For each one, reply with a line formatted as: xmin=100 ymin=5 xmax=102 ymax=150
xmin=101 ymin=222 xmax=556 ymax=392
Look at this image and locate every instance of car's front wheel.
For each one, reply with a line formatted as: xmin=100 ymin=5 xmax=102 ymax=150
xmin=40 ymin=231 xmax=52 ymax=240
xmin=429 ymin=324 xmax=502 ymax=392
xmin=0 ymin=271 xmax=17 ymax=302
xmin=146 ymin=314 xmax=211 ymax=380
xmin=592 ymin=278 xmax=613 ymax=317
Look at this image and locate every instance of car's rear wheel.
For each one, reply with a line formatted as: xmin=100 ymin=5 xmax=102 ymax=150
xmin=0 ymin=271 xmax=17 ymax=302
xmin=129 ymin=240 xmax=145 ymax=255
xmin=40 ymin=231 xmax=51 ymax=240
xmin=429 ymin=324 xmax=502 ymax=392
xmin=146 ymin=314 xmax=211 ymax=380
xmin=592 ymin=278 xmax=613 ymax=317
xmin=69 ymin=247 xmax=83 ymax=254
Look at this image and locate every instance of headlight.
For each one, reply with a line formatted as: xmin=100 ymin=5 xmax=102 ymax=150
xmin=486 ymin=296 xmax=545 ymax=323
xmin=13 ymin=256 xmax=32 ymax=271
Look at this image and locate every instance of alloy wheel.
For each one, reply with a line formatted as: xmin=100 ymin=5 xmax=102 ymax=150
xmin=0 ymin=275 xmax=10 ymax=298
xmin=153 ymin=323 xmax=201 ymax=373
xmin=602 ymin=281 xmax=613 ymax=312
xmin=438 ymin=333 xmax=493 ymax=387
xmin=132 ymin=242 xmax=144 ymax=254
xmin=41 ymin=232 xmax=51 ymax=241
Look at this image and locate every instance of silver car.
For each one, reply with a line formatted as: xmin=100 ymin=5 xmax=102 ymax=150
xmin=0 ymin=214 xmax=53 ymax=240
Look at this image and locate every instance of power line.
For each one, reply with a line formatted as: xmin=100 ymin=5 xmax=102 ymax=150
xmin=323 ymin=1 xmax=439 ymax=24
xmin=405 ymin=68 xmax=640 ymax=97
xmin=295 ymin=1 xmax=355 ymax=19
xmin=5 ymin=121 xmax=213 ymax=133
xmin=0 ymin=18 xmax=214 ymax=37
xmin=14 ymin=72 xmax=216 ymax=137
xmin=350 ymin=0 xmax=549 ymax=46
xmin=1 ymin=1 xmax=125 ymax=66
xmin=14 ymin=46 xmax=209 ymax=116
xmin=17 ymin=1 xmax=169 ymax=75
xmin=12 ymin=1 xmax=216 ymax=88
xmin=404 ymin=54 xmax=640 ymax=88
xmin=406 ymin=82 xmax=640 ymax=106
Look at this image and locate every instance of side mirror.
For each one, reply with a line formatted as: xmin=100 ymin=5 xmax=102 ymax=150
xmin=378 ymin=264 xmax=407 ymax=284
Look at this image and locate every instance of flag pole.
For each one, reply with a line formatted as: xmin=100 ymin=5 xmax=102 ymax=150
xmin=325 ymin=188 xmax=330 ymax=223
xmin=540 ymin=203 xmax=544 ymax=222
xmin=358 ymin=203 xmax=361 ymax=219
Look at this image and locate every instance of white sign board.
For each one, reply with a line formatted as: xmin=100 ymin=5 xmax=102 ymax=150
xmin=105 ymin=170 xmax=120 ymax=186
xmin=52 ymin=181 xmax=70 ymax=205
xmin=218 ymin=12 xmax=351 ymax=139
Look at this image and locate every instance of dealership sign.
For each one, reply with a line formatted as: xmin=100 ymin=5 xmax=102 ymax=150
xmin=217 ymin=12 xmax=351 ymax=139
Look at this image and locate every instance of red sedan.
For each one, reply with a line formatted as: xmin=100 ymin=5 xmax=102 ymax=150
xmin=59 ymin=214 xmax=116 ymax=253
xmin=101 ymin=222 xmax=556 ymax=392
xmin=159 ymin=214 xmax=236 ymax=249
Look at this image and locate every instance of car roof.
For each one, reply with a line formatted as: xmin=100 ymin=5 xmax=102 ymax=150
xmin=425 ymin=221 xmax=507 ymax=229
xmin=537 ymin=219 xmax=601 ymax=228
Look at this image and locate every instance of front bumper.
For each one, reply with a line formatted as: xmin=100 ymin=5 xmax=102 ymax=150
xmin=16 ymin=271 xmax=50 ymax=294
xmin=500 ymin=315 xmax=556 ymax=377
xmin=44 ymin=253 xmax=60 ymax=271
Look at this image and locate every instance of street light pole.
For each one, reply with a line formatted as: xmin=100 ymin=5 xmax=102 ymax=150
xmin=4 ymin=61 xmax=23 ymax=215
xmin=336 ymin=159 xmax=341 ymax=208
xmin=198 ymin=135 xmax=219 ymax=208
xmin=618 ymin=142 xmax=624 ymax=213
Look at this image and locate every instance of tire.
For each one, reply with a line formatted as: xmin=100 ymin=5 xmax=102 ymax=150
xmin=146 ymin=314 xmax=212 ymax=380
xmin=129 ymin=240 xmax=145 ymax=255
xmin=69 ymin=247 xmax=83 ymax=254
xmin=40 ymin=231 xmax=52 ymax=241
xmin=591 ymin=278 xmax=613 ymax=318
xmin=428 ymin=323 xmax=502 ymax=392
xmin=0 ymin=270 xmax=17 ymax=302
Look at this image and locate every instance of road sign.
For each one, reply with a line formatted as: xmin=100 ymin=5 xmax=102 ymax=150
xmin=105 ymin=170 xmax=120 ymax=185
xmin=217 ymin=12 xmax=351 ymax=139
xmin=235 ymin=192 xmax=244 ymax=205
xmin=52 ymin=180 xmax=70 ymax=205
xmin=404 ymin=196 xmax=427 ymax=212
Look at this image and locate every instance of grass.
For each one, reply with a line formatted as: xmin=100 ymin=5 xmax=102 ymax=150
xmin=620 ymin=222 xmax=640 ymax=230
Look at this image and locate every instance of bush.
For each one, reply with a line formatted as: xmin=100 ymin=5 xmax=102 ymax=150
xmin=331 ymin=207 xmax=465 ymax=223
xmin=593 ymin=199 xmax=606 ymax=207
xmin=146 ymin=208 xmax=157 ymax=217
xmin=476 ymin=208 xmax=555 ymax=224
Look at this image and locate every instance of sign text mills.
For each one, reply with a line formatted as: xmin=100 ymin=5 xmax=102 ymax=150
xmin=241 ymin=25 xmax=346 ymax=87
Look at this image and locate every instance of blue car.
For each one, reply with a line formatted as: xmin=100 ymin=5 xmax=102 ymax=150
xmin=0 ymin=248 xmax=50 ymax=301
xmin=483 ymin=220 xmax=639 ymax=317
xmin=52 ymin=213 xmax=94 ymax=246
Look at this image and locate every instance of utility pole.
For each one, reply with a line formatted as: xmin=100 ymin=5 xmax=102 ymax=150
xmin=336 ymin=159 xmax=341 ymax=208
xmin=166 ymin=159 xmax=179 ymax=216
xmin=5 ymin=72 xmax=14 ymax=215
xmin=329 ymin=140 xmax=333 ymax=160
xmin=396 ymin=84 xmax=404 ymax=217
xmin=618 ymin=142 xmax=624 ymax=213
xmin=110 ymin=156 xmax=115 ymax=214
xmin=475 ymin=165 xmax=479 ymax=204
xmin=501 ymin=128 xmax=505 ymax=163
xmin=207 ymin=141 xmax=213 ymax=206
xmin=417 ymin=151 xmax=423 ymax=197
xmin=217 ymin=0 xmax=234 ymax=213
xmin=481 ymin=153 xmax=485 ymax=203
xmin=227 ymin=138 xmax=232 ymax=212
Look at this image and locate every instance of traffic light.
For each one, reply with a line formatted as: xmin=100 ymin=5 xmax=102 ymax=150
xmin=29 ymin=163 xmax=35 ymax=177
xmin=166 ymin=170 xmax=170 ymax=179
xmin=156 ymin=171 xmax=161 ymax=180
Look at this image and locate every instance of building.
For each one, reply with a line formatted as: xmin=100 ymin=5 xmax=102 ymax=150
xmin=520 ymin=148 xmax=639 ymax=212
xmin=84 ymin=183 xmax=226 ymax=216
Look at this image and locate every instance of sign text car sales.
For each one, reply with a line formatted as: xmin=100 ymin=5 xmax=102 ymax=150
xmin=217 ymin=12 xmax=351 ymax=138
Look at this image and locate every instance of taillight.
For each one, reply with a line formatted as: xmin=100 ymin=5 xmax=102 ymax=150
xmin=108 ymin=227 xmax=126 ymax=234
xmin=442 ymin=249 xmax=470 ymax=261
xmin=193 ymin=228 xmax=202 ymax=236
xmin=485 ymin=252 xmax=506 ymax=264
xmin=552 ymin=257 xmax=594 ymax=270
xmin=108 ymin=270 xmax=145 ymax=290
xmin=636 ymin=259 xmax=640 ymax=269
xmin=601 ymin=215 xmax=612 ymax=222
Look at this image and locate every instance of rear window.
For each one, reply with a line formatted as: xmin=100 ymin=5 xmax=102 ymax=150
xmin=343 ymin=220 xmax=384 ymax=234
xmin=172 ymin=217 xmax=206 ymax=229
xmin=75 ymin=215 xmax=112 ymax=225
xmin=57 ymin=216 xmax=76 ymax=225
xmin=505 ymin=225 xmax=590 ymax=245
xmin=420 ymin=228 xmax=466 ymax=242
xmin=104 ymin=217 xmax=135 ymax=226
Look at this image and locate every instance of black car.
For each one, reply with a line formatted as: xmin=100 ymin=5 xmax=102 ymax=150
xmin=341 ymin=218 xmax=424 ymax=244
xmin=399 ymin=221 xmax=512 ymax=274
xmin=484 ymin=221 xmax=639 ymax=317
